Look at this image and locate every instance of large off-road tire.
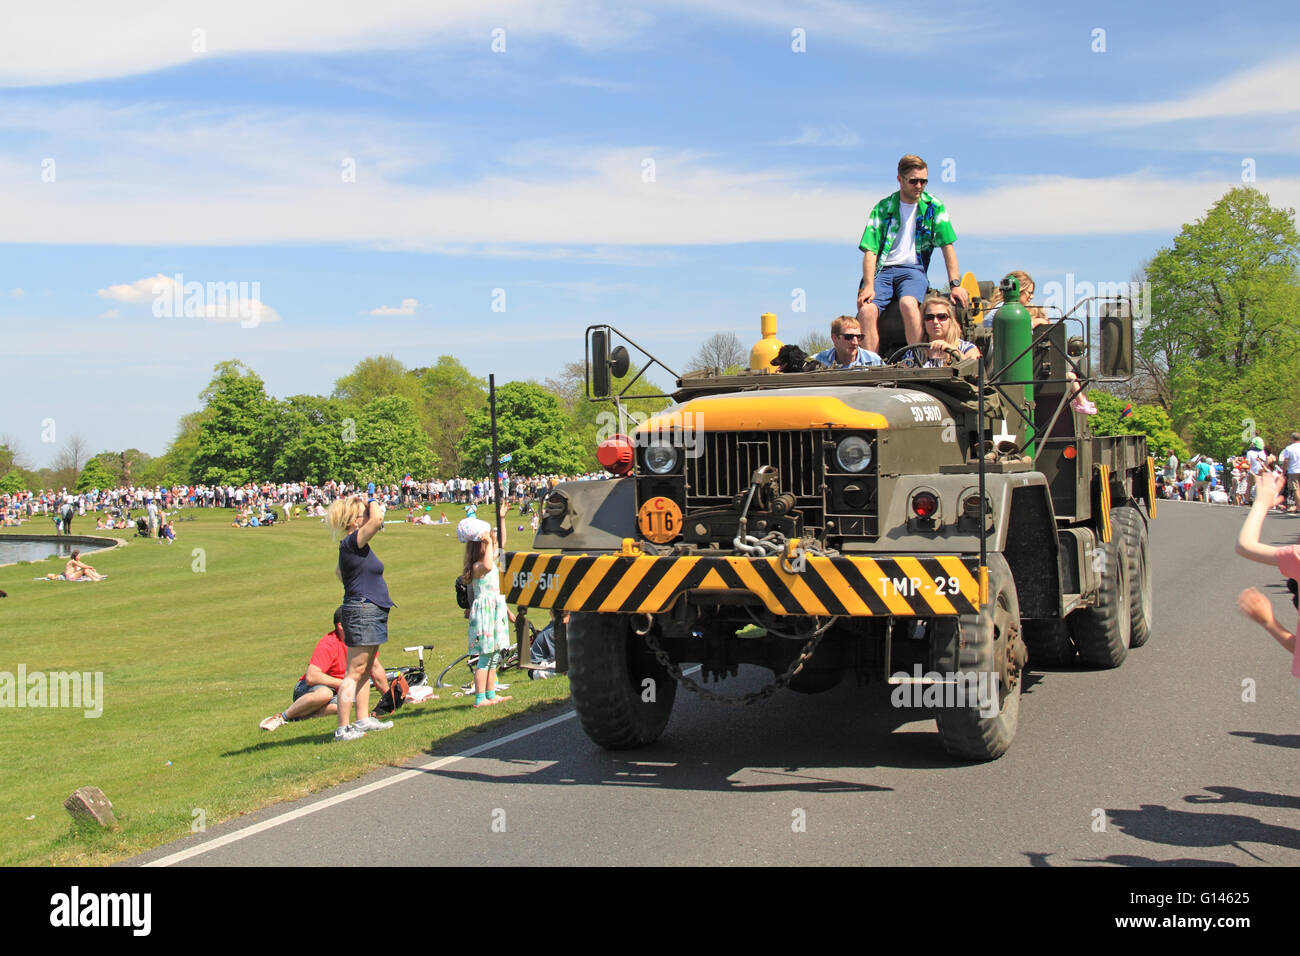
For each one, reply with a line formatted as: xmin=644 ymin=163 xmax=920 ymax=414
xmin=567 ymin=612 xmax=677 ymax=749
xmin=1021 ymin=619 xmax=1076 ymax=668
xmin=1068 ymin=526 xmax=1132 ymax=668
xmin=932 ymin=554 xmax=1024 ymax=761
xmin=1111 ymin=505 xmax=1152 ymax=648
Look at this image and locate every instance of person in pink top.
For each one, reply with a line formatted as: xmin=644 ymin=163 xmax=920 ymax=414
xmin=1236 ymin=470 xmax=1300 ymax=689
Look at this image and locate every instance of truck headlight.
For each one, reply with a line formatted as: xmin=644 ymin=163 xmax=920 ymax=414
xmin=644 ymin=442 xmax=680 ymax=475
xmin=835 ymin=435 xmax=873 ymax=473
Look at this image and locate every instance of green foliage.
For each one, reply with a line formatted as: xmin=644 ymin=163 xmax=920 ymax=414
xmin=332 ymin=354 xmax=421 ymax=409
xmin=1138 ymin=186 xmax=1300 ymax=439
xmin=263 ymin=395 xmax=355 ymax=484
xmin=459 ymin=381 xmax=587 ymax=478
xmin=0 ymin=470 xmax=25 ymax=494
xmin=1091 ymin=391 xmax=1186 ymax=458
xmin=191 ymin=361 xmax=273 ymax=484
xmin=417 ymin=357 xmax=487 ymax=474
xmin=1186 ymin=401 xmax=1256 ymax=462
xmin=74 ymin=458 xmax=116 ymax=493
xmin=342 ymin=395 xmax=436 ymax=485
xmin=156 ymin=411 xmax=208 ymax=485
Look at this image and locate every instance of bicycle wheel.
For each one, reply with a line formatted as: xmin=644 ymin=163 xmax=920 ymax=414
xmin=435 ymin=653 xmax=473 ymax=688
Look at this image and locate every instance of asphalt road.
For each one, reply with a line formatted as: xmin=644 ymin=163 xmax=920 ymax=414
xmin=132 ymin=500 xmax=1300 ymax=867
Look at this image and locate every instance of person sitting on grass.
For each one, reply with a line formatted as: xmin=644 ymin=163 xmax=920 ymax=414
xmin=46 ymin=550 xmax=105 ymax=582
xmin=259 ymin=606 xmax=390 ymax=731
xmin=163 ymin=520 xmax=176 ymax=544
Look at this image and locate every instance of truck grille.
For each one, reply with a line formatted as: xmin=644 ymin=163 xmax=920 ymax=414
xmin=685 ymin=430 xmax=825 ymax=531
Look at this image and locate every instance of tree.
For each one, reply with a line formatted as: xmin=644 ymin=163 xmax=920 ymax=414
xmin=798 ymin=330 xmax=831 ymax=357
xmin=1138 ymin=186 xmax=1300 ymax=430
xmin=74 ymin=457 xmax=115 ymax=493
xmin=341 ymin=395 xmax=436 ymax=485
xmin=263 ymin=395 xmax=355 ymax=483
xmin=686 ymin=331 xmax=746 ymax=373
xmin=417 ymin=356 xmax=487 ymax=474
xmin=51 ymin=435 xmax=91 ymax=489
xmin=1090 ymin=391 xmax=1186 ymax=459
xmin=156 ymin=411 xmax=209 ymax=485
xmin=0 ymin=470 xmax=25 ymax=494
xmin=333 ymin=355 xmax=422 ymax=408
xmin=0 ymin=436 xmax=28 ymax=476
xmin=458 ymin=381 xmax=587 ymax=478
xmin=191 ymin=360 xmax=273 ymax=484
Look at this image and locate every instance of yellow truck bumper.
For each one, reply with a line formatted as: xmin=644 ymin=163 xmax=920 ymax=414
xmin=501 ymin=551 xmax=983 ymax=617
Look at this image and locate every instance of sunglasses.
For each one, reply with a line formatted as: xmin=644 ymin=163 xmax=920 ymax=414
xmin=923 ymin=312 xmax=950 ymax=321
xmin=839 ymin=332 xmax=864 ymax=340
xmin=905 ymin=177 xmax=928 ymax=186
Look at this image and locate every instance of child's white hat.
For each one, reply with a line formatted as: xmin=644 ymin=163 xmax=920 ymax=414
xmin=456 ymin=516 xmax=491 ymax=543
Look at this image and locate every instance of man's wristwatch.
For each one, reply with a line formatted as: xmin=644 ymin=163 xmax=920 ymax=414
xmin=949 ymin=279 xmax=961 ymax=290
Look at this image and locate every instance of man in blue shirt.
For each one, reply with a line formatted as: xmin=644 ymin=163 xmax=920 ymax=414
xmin=812 ymin=315 xmax=883 ymax=369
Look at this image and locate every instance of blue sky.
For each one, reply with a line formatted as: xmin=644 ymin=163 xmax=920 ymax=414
xmin=3 ymin=0 xmax=1299 ymax=468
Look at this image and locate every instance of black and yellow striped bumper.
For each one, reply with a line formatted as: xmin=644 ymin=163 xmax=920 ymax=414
xmin=501 ymin=551 xmax=984 ymax=617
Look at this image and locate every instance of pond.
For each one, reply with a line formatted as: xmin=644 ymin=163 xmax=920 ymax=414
xmin=0 ymin=537 xmax=113 ymax=566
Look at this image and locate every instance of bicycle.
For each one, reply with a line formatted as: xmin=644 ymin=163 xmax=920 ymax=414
xmin=435 ymin=641 xmax=523 ymax=690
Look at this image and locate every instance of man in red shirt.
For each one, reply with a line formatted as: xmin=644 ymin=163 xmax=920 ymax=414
xmin=259 ymin=607 xmax=391 ymax=731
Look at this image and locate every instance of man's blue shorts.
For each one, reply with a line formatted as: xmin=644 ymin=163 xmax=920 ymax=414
xmin=868 ymin=263 xmax=928 ymax=313
xmin=292 ymin=679 xmax=336 ymax=706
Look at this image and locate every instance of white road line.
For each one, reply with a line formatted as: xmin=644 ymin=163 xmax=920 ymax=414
xmin=142 ymin=709 xmax=578 ymax=867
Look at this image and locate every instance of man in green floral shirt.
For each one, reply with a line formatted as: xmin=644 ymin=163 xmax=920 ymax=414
xmin=855 ymin=154 xmax=971 ymax=354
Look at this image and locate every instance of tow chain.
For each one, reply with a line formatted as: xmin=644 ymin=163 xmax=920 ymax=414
xmin=642 ymin=620 xmax=835 ymax=706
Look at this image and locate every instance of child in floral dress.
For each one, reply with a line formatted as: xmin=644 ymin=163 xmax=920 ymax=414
xmin=460 ymin=518 xmax=514 ymax=708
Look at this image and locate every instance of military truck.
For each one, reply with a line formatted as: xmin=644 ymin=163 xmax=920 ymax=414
xmin=503 ymin=279 xmax=1156 ymax=760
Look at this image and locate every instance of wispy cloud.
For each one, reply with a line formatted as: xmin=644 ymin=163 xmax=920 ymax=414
xmin=1070 ymin=57 xmax=1300 ymax=127
xmin=0 ymin=0 xmax=655 ymax=87
xmin=366 ymin=297 xmax=418 ymax=315
xmin=779 ymin=125 xmax=860 ymax=147
xmin=1 ymin=0 xmax=978 ymax=88
xmin=9 ymin=288 xmax=22 ymax=297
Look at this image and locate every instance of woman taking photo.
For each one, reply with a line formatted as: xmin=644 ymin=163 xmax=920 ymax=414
xmin=327 ymin=494 xmax=394 ymax=741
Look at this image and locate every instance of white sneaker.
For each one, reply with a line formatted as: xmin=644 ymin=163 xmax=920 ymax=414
xmin=259 ymin=713 xmax=285 ymax=731
xmin=354 ymin=716 xmax=393 ymax=732
xmin=334 ymin=724 xmax=366 ymax=741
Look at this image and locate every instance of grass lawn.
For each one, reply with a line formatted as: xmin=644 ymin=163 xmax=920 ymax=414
xmin=0 ymin=505 xmax=569 ymax=865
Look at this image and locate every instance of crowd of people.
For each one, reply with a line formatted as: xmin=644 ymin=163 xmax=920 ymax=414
xmin=1158 ymin=434 xmax=1300 ymax=509
xmin=0 ymin=471 xmax=608 ymax=530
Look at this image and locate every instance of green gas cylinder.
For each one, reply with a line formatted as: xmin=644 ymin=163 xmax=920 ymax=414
xmin=991 ymin=276 xmax=1034 ymax=456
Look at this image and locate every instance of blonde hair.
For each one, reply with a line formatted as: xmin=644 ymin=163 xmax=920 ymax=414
xmin=989 ymin=270 xmax=1034 ymax=307
xmin=920 ymin=295 xmax=961 ymax=349
xmin=328 ymin=497 xmax=365 ymax=540
xmin=830 ymin=315 xmax=861 ymax=337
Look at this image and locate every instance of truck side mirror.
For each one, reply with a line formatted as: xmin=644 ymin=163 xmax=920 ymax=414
xmin=1098 ymin=299 xmax=1134 ymax=378
xmin=591 ymin=329 xmax=611 ymax=398
xmin=591 ymin=328 xmax=631 ymax=399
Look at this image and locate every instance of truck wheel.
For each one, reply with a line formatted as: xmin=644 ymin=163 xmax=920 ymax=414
xmin=1111 ymin=505 xmax=1152 ymax=648
xmin=1069 ymin=531 xmax=1132 ymax=668
xmin=1021 ymin=620 xmax=1076 ymax=668
xmin=933 ymin=554 xmax=1023 ymax=761
xmin=567 ymin=612 xmax=677 ymax=749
